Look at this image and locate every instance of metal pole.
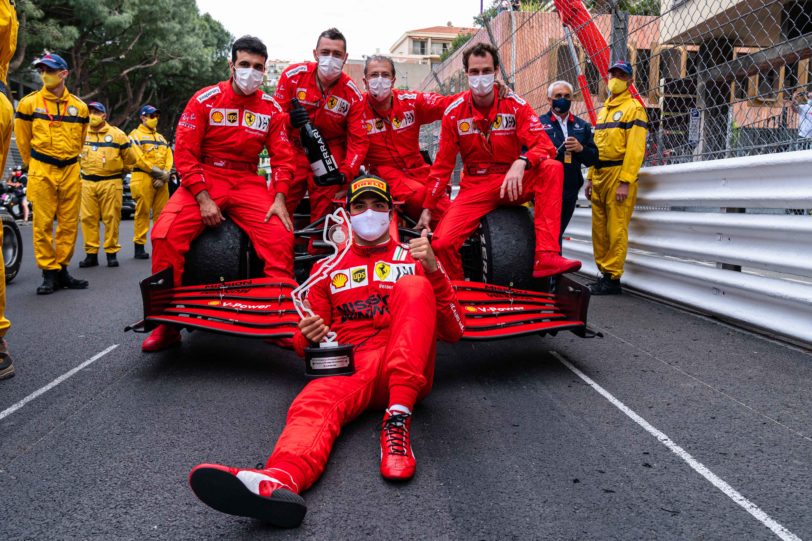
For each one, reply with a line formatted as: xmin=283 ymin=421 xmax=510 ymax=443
xmin=610 ymin=3 xmax=628 ymax=64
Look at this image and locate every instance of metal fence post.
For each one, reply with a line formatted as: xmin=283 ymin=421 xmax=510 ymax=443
xmin=610 ymin=3 xmax=629 ymax=64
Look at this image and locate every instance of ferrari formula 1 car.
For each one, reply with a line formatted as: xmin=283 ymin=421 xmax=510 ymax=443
xmin=128 ymin=201 xmax=590 ymax=342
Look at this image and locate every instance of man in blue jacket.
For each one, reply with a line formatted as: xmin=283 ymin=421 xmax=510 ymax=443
xmin=539 ymin=80 xmax=598 ymax=243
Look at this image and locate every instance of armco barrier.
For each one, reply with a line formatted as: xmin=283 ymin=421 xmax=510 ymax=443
xmin=563 ymin=150 xmax=812 ymax=345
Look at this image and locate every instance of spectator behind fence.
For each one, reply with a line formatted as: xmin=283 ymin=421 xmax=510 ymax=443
xmin=791 ymin=91 xmax=812 ymax=150
xmin=539 ymin=80 xmax=598 ymax=246
xmin=585 ymin=61 xmax=648 ymax=296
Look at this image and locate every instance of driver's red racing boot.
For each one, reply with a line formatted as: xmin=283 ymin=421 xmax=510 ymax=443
xmin=189 ymin=463 xmax=306 ymax=528
xmin=380 ymin=408 xmax=416 ymax=481
xmin=141 ymin=324 xmax=182 ymax=352
xmin=532 ymin=252 xmax=582 ymax=279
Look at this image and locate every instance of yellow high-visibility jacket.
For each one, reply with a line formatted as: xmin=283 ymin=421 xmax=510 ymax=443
xmin=14 ymin=86 xmax=89 ymax=165
xmin=590 ymin=90 xmax=648 ymax=184
xmin=128 ymin=124 xmax=173 ymax=173
xmin=0 ymin=0 xmax=18 ymax=86
xmin=81 ymin=122 xmax=147 ymax=178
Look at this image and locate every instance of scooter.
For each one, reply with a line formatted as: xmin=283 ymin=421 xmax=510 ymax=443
xmin=0 ymin=181 xmax=27 ymax=221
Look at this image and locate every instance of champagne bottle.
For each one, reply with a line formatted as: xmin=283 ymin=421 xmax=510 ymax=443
xmin=291 ymin=98 xmax=345 ymax=186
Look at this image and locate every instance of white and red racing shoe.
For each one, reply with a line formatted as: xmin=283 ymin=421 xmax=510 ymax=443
xmin=380 ymin=409 xmax=416 ymax=481
xmin=189 ymin=463 xmax=306 ymax=528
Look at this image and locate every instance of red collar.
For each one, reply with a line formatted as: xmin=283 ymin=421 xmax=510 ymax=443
xmin=350 ymin=238 xmax=394 ymax=257
xmin=549 ymin=111 xmax=574 ymax=123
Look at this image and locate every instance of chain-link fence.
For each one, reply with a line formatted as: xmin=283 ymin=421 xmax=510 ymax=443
xmin=419 ymin=0 xmax=812 ymax=168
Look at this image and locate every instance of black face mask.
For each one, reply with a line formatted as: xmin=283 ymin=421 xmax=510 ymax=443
xmin=552 ymin=98 xmax=571 ymax=114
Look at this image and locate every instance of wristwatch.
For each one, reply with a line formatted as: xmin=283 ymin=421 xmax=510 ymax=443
xmin=517 ymin=155 xmax=531 ymax=168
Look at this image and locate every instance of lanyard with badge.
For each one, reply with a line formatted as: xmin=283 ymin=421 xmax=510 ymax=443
xmin=41 ymin=95 xmax=61 ymax=127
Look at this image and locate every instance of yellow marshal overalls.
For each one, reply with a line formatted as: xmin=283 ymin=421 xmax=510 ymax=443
xmin=14 ymin=88 xmax=88 ymax=271
xmin=80 ymin=123 xmax=146 ymax=254
xmin=128 ymin=124 xmax=173 ymax=246
xmin=589 ymin=90 xmax=648 ymax=280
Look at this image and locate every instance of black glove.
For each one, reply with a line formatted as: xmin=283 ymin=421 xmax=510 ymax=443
xmin=289 ymin=107 xmax=310 ymax=129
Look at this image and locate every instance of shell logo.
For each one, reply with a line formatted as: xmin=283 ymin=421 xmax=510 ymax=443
xmin=332 ymin=273 xmax=348 ymax=288
xmin=460 ymin=121 xmax=470 ymax=132
xmin=208 ymin=300 xmax=221 ymax=306
xmin=464 ymin=305 xmax=477 ymax=313
xmin=365 ymin=122 xmax=373 ymax=133
xmin=296 ymin=90 xmax=307 ymax=101
xmin=211 ymin=111 xmax=224 ymax=123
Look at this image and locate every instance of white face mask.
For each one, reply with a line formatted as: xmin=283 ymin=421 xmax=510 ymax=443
xmin=469 ymin=73 xmax=495 ymax=97
xmin=350 ymin=209 xmax=390 ymax=242
xmin=318 ymin=55 xmax=344 ymax=81
xmin=367 ymin=76 xmax=393 ymax=100
xmin=234 ymin=67 xmax=264 ymax=95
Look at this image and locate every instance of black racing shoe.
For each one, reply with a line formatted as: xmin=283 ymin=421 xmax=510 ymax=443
xmin=134 ymin=243 xmax=150 ymax=260
xmin=589 ymin=276 xmax=622 ymax=295
xmin=36 ymin=269 xmax=59 ymax=295
xmin=189 ymin=464 xmax=306 ymax=528
xmin=79 ymin=253 xmax=99 ymax=268
xmin=0 ymin=339 xmax=14 ymax=380
xmin=57 ymin=266 xmax=89 ymax=290
xmin=106 ymin=253 xmax=119 ymax=268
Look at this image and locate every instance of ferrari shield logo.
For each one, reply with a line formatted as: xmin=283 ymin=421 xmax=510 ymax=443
xmin=375 ymin=262 xmax=390 ymax=281
xmin=244 ymin=111 xmax=256 ymax=127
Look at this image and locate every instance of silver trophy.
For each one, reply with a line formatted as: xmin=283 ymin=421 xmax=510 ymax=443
xmin=291 ymin=207 xmax=355 ymax=377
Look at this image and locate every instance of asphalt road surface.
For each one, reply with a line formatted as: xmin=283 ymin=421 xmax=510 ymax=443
xmin=1 ymin=220 xmax=810 ymax=540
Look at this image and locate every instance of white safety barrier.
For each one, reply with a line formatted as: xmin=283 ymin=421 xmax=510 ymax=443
xmin=563 ymin=149 xmax=812 ymax=345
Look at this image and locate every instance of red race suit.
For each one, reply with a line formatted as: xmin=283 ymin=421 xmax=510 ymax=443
xmin=361 ymin=89 xmax=455 ymax=222
xmin=152 ymin=80 xmax=296 ymax=284
xmin=426 ymin=91 xmax=564 ymax=280
xmin=274 ymin=62 xmax=368 ymax=220
xmin=265 ymin=237 xmax=465 ymax=491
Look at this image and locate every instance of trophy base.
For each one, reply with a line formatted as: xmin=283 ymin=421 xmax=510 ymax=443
xmin=304 ymin=342 xmax=354 ymax=378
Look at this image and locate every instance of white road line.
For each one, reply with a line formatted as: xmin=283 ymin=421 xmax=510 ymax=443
xmin=0 ymin=344 xmax=119 ymax=421
xmin=551 ymin=351 xmax=801 ymax=541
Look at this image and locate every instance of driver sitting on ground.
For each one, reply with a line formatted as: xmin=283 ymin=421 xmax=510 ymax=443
xmin=188 ymin=175 xmax=465 ymax=528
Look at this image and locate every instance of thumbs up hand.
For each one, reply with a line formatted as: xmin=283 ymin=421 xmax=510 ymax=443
xmin=409 ymin=229 xmax=439 ymax=273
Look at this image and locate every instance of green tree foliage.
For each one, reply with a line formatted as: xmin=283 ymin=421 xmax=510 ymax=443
xmin=584 ymin=0 xmax=660 ymax=16
xmin=439 ymin=32 xmax=473 ymax=62
xmin=11 ymin=0 xmax=233 ymax=136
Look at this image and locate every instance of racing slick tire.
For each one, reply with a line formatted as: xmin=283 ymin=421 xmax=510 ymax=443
xmin=182 ymin=218 xmax=252 ymax=286
xmin=1 ymin=210 xmax=22 ymax=283
xmin=475 ymin=206 xmax=535 ymax=290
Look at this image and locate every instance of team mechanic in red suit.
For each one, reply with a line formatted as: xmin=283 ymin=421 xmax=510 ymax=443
xmin=360 ymin=55 xmax=454 ymax=225
xmin=420 ymin=43 xmax=582 ymax=280
xmin=188 ymin=176 xmax=465 ymax=528
xmin=142 ymin=36 xmax=297 ymax=352
xmin=274 ymin=27 xmax=368 ymax=221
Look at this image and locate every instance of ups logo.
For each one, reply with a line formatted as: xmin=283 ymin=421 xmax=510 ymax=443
xmin=352 ymin=268 xmax=366 ymax=283
xmin=227 ymin=111 xmax=239 ymax=124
